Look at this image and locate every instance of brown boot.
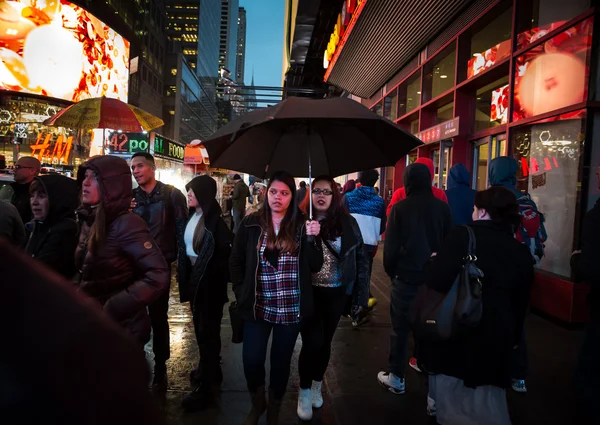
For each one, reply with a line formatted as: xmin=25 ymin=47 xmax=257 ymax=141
xmin=266 ymin=389 xmax=282 ymax=425
xmin=242 ymin=386 xmax=266 ymax=425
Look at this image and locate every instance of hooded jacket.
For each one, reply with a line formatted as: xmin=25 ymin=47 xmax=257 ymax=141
xmin=74 ymin=155 xmax=169 ymax=344
xmin=344 ymin=185 xmax=386 ymax=246
xmin=488 ymin=156 xmax=522 ymax=197
xmin=178 ymin=175 xmax=233 ymax=307
xmin=25 ymin=174 xmax=79 ymax=278
xmin=384 ymin=163 xmax=452 ymax=283
xmin=445 ymin=164 xmax=476 ymax=226
xmin=0 ymin=200 xmax=25 ymax=247
xmin=386 ymin=158 xmax=448 ymax=216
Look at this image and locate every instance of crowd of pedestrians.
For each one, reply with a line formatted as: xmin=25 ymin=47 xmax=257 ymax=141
xmin=1 ymin=152 xmax=598 ymax=425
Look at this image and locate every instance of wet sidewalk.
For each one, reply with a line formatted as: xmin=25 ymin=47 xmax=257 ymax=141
xmin=157 ymin=248 xmax=589 ymax=425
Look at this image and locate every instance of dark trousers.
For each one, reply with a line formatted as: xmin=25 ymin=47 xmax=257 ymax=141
xmin=365 ymin=244 xmax=376 ymax=297
xmin=299 ymin=286 xmax=347 ymax=389
xmin=192 ymin=301 xmax=225 ymax=385
xmin=389 ymin=278 xmax=420 ymax=378
xmin=243 ymin=320 xmax=300 ymax=400
xmin=511 ymin=328 xmax=528 ymax=380
xmin=148 ymin=269 xmax=171 ymax=369
xmin=575 ymin=318 xmax=600 ymax=422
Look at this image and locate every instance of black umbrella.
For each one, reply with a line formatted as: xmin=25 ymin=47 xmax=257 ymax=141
xmin=204 ymin=96 xmax=422 ymax=216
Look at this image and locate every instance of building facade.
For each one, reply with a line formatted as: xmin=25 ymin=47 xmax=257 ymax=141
xmin=219 ymin=0 xmax=239 ymax=74
xmin=236 ymin=7 xmax=247 ymax=84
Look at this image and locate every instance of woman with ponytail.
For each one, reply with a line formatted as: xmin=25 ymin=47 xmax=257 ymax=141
xmin=75 ymin=155 xmax=169 ymax=345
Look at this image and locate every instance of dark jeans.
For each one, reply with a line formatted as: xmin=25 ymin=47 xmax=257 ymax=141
xmin=299 ymin=286 xmax=347 ymax=389
xmin=575 ymin=318 xmax=600 ymax=421
xmin=232 ymin=209 xmax=245 ymax=234
xmin=511 ymin=328 xmax=528 ymax=380
xmin=192 ymin=301 xmax=225 ymax=385
xmin=389 ymin=278 xmax=420 ymax=378
xmin=243 ymin=320 xmax=300 ymax=400
xmin=148 ymin=269 xmax=171 ymax=369
xmin=365 ymin=244 xmax=376 ymax=297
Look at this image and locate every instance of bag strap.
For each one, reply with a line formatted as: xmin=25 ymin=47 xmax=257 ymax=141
xmin=464 ymin=225 xmax=476 ymax=258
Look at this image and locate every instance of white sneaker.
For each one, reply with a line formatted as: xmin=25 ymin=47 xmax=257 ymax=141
xmin=297 ymin=388 xmax=313 ymax=420
xmin=312 ymin=380 xmax=323 ymax=408
xmin=377 ymin=371 xmax=405 ymax=394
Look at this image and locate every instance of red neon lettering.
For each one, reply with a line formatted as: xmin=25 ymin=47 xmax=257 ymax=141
xmin=521 ymin=157 xmax=529 ymax=177
xmin=544 ymin=157 xmax=552 ymax=171
xmin=530 ymin=158 xmax=540 ymax=174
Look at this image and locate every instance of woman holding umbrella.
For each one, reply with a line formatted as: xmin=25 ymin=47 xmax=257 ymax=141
xmin=230 ymin=171 xmax=322 ymax=425
xmin=296 ymin=176 xmax=370 ymax=420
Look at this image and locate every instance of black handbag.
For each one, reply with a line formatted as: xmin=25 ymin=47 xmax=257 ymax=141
xmin=228 ymin=301 xmax=244 ymax=344
xmin=411 ymin=226 xmax=484 ymax=341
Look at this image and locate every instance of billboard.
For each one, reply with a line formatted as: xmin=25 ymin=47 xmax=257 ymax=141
xmin=0 ymin=0 xmax=130 ymax=103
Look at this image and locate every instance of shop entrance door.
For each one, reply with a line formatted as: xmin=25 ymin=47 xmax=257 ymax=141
xmin=472 ymin=134 xmax=507 ymax=190
xmin=431 ymin=140 xmax=453 ymax=189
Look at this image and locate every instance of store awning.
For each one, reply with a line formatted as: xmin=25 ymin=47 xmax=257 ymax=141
xmin=184 ymin=144 xmax=210 ymax=165
xmin=325 ymin=0 xmax=473 ymax=98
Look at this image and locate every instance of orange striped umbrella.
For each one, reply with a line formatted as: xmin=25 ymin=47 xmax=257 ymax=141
xmin=43 ymin=97 xmax=164 ymax=131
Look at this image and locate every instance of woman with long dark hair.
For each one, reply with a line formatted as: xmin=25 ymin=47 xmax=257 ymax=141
xmin=422 ymin=187 xmax=534 ymax=424
xmin=230 ymin=171 xmax=322 ymax=425
xmin=75 ymin=155 xmax=169 ymax=345
xmin=296 ymin=176 xmax=369 ymax=420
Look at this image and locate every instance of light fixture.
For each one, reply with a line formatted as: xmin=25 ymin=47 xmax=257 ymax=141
xmin=417 ymin=91 xmax=421 ymax=94
xmin=440 ymin=75 xmax=447 ymax=79
xmin=117 ymin=130 xmax=122 ymax=133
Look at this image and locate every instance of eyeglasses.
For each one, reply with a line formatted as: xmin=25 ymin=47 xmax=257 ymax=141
xmin=312 ymin=188 xmax=333 ymax=196
xmin=14 ymin=165 xmax=33 ymax=170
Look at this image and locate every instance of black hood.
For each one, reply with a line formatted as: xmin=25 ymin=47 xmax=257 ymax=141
xmin=186 ymin=175 xmax=221 ymax=217
xmin=34 ymin=174 xmax=78 ymax=224
xmin=404 ymin=163 xmax=433 ymax=197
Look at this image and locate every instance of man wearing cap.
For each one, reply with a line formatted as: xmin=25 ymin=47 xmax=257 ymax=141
xmin=231 ymin=174 xmax=250 ymax=234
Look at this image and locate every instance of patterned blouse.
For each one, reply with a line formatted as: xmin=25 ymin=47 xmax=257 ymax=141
xmin=255 ymin=233 xmax=301 ymax=325
xmin=312 ymin=237 xmax=342 ymax=288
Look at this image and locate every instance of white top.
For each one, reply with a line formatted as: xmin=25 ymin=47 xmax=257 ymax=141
xmin=185 ymin=211 xmax=203 ymax=258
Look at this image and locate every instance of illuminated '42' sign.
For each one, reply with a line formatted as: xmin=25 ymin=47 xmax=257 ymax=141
xmin=108 ymin=132 xmax=150 ymax=154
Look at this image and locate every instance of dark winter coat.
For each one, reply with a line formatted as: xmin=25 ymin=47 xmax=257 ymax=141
xmin=133 ymin=181 xmax=188 ymax=263
xmin=0 ymin=240 xmax=165 ymax=425
xmin=178 ymin=175 xmax=233 ymax=307
xmin=423 ymin=221 xmax=534 ymax=388
xmin=571 ymin=198 xmax=600 ymax=321
xmin=232 ymin=179 xmax=250 ymax=212
xmin=384 ymin=163 xmax=452 ymax=283
xmin=0 ymin=200 xmax=25 ymax=246
xmin=25 ymin=174 xmax=79 ymax=278
xmin=9 ymin=180 xmax=33 ymax=224
xmin=230 ymin=213 xmax=324 ymax=322
xmin=445 ymin=164 xmax=475 ymax=226
xmin=74 ymin=156 xmax=169 ymax=344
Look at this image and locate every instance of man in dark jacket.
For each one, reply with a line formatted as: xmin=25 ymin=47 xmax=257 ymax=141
xmin=571 ymin=165 xmax=600 ymax=422
xmin=445 ymin=164 xmax=476 ymax=226
xmin=378 ymin=162 xmax=452 ymax=395
xmin=131 ymin=152 xmax=188 ymax=392
xmin=1 ymin=156 xmax=40 ymax=223
xmin=0 ymin=241 xmax=165 ymax=425
xmin=0 ymin=200 xmax=25 ymax=246
xmin=297 ymin=181 xmax=307 ymax=204
xmin=25 ymin=174 xmax=79 ymax=278
xmin=231 ymin=174 xmax=250 ymax=234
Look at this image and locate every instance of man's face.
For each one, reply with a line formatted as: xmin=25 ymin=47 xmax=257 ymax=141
xmin=131 ymin=157 xmax=156 ymax=186
xmin=14 ymin=158 xmax=38 ymax=184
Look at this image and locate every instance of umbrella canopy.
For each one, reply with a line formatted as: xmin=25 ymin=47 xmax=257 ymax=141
xmin=43 ymin=97 xmax=164 ymax=131
xmin=203 ymin=97 xmax=422 ymax=178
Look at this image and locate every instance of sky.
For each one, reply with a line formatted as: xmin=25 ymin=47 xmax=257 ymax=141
xmin=239 ymin=0 xmax=285 ymax=91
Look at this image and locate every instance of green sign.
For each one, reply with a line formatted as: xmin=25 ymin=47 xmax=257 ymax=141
xmin=153 ymin=134 xmax=185 ymax=163
xmin=107 ymin=132 xmax=150 ymax=154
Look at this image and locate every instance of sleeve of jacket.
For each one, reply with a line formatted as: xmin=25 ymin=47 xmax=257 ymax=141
xmin=31 ymin=220 xmax=78 ymax=272
xmin=571 ymin=208 xmax=600 ymax=283
xmin=383 ymin=204 xmax=401 ymax=278
xmin=425 ymin=226 xmax=469 ymax=293
xmin=379 ymin=201 xmax=387 ymax=235
xmin=103 ymin=216 xmax=170 ymax=322
xmin=511 ymin=256 xmax=534 ymax=344
xmin=351 ymin=216 xmax=370 ymax=308
xmin=215 ymin=218 xmax=233 ymax=281
xmin=232 ymin=182 xmax=240 ymax=200
xmin=229 ymin=219 xmax=248 ymax=300
xmin=386 ymin=188 xmax=403 ymax=217
xmin=443 ymin=203 xmax=453 ymax=239
xmin=303 ymin=230 xmax=324 ymax=273
xmin=171 ymin=187 xmax=189 ymax=259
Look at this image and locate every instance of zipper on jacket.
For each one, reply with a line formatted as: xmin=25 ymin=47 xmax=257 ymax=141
xmin=297 ymin=223 xmax=306 ymax=319
xmin=192 ymin=228 xmax=214 ymax=314
xmin=253 ymin=224 xmax=264 ymax=321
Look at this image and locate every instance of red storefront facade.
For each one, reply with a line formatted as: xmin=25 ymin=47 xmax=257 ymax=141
xmin=325 ymin=0 xmax=600 ymax=323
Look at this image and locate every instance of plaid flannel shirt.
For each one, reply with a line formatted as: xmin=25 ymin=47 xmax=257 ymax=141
xmin=255 ymin=233 xmax=301 ymax=325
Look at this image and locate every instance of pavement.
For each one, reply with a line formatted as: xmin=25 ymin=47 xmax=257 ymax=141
xmin=151 ymin=247 xmax=591 ymax=425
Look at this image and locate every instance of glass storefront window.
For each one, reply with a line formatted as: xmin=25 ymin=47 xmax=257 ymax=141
xmin=474 ymin=142 xmax=489 ymax=191
xmin=410 ymin=118 xmax=419 ymax=135
xmin=474 ymin=76 xmax=509 ymax=132
xmin=465 ymin=3 xmax=512 ymax=80
xmin=398 ymin=71 xmax=421 ymax=117
xmin=423 ymin=44 xmax=456 ymax=103
xmin=516 ymin=0 xmax=590 ymax=50
xmin=511 ymin=116 xmax=585 ymax=277
xmin=436 ymin=102 xmax=453 ymax=125
xmin=372 ymin=102 xmax=383 ymax=116
xmin=513 ymin=17 xmax=593 ymax=121
xmin=407 ymin=151 xmax=418 ymax=165
xmin=431 ymin=143 xmax=452 ymax=189
xmin=384 ymin=89 xmax=398 ymax=120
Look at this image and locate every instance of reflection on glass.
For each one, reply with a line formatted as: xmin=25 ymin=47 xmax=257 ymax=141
xmin=432 ymin=149 xmax=440 ymax=187
xmin=410 ymin=118 xmax=419 ymax=135
xmin=407 ymin=152 xmax=418 ymax=164
xmin=475 ymin=76 xmax=509 ymax=132
xmin=372 ymin=102 xmax=383 ymax=116
xmin=436 ymin=102 xmax=454 ymax=124
xmin=511 ymin=116 xmax=585 ymax=277
xmin=384 ymin=89 xmax=398 ymax=120
xmin=398 ymin=71 xmax=421 ymax=117
xmin=442 ymin=145 xmax=452 ymax=189
xmin=475 ymin=142 xmax=489 ymax=191
xmin=516 ymin=0 xmax=590 ymax=50
xmin=423 ymin=45 xmax=456 ymax=102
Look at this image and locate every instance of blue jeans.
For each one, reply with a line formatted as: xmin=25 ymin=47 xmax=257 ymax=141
xmin=242 ymin=320 xmax=300 ymax=399
xmin=232 ymin=209 xmax=244 ymax=234
xmin=389 ymin=278 xmax=420 ymax=378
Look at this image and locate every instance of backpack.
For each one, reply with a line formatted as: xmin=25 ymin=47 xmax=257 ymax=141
xmin=515 ymin=194 xmax=547 ymax=262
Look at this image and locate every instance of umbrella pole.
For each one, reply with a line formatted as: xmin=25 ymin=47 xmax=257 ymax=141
xmin=308 ymin=122 xmax=312 ymax=220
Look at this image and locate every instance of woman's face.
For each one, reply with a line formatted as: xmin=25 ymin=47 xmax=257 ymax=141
xmin=30 ymin=189 xmax=49 ymax=221
xmin=187 ymin=188 xmax=198 ymax=208
xmin=312 ymin=180 xmax=333 ymax=213
xmin=268 ymin=180 xmax=292 ymax=214
xmin=81 ymin=169 xmax=101 ymax=206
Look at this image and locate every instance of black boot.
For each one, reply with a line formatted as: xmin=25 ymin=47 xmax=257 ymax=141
xmin=152 ymin=364 xmax=168 ymax=393
xmin=242 ymin=386 xmax=266 ymax=425
xmin=181 ymin=384 xmax=215 ymax=412
xmin=266 ymin=389 xmax=282 ymax=425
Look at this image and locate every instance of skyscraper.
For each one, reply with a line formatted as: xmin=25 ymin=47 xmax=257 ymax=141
xmin=219 ymin=0 xmax=239 ymax=73
xmin=236 ymin=7 xmax=246 ymax=84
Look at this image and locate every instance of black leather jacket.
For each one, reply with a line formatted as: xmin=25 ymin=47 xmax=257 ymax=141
xmin=133 ymin=181 xmax=188 ymax=263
